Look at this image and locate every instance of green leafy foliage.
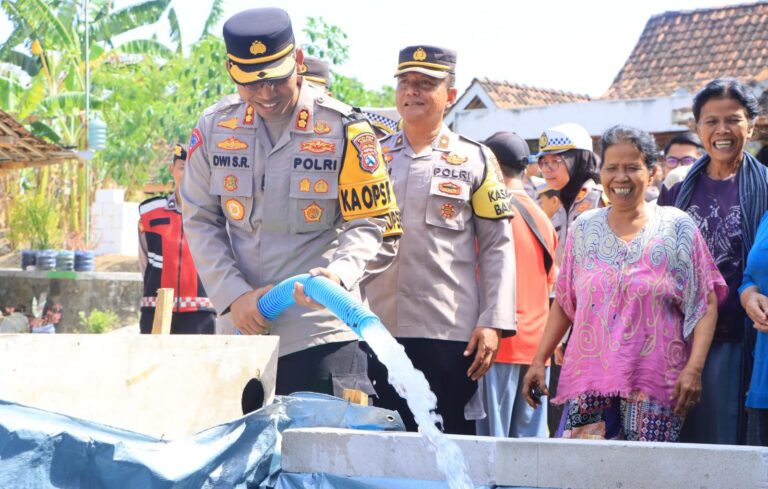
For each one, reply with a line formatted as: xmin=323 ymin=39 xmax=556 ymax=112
xmin=7 ymin=189 xmax=64 ymax=249
xmin=78 ymin=308 xmax=118 ymax=334
xmin=301 ymin=16 xmax=393 ymax=108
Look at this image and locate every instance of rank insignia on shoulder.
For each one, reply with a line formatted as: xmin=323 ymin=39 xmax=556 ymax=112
xmin=296 ymin=108 xmax=310 ymax=130
xmin=575 ymin=188 xmax=588 ymax=201
xmin=314 ymin=121 xmax=331 ymax=134
xmin=577 ymin=201 xmax=591 ymax=213
xmin=395 ymin=135 xmax=403 ymax=146
xmin=314 ymin=179 xmax=329 ymax=193
xmin=443 ymin=152 xmax=468 ymax=165
xmin=440 ymin=203 xmax=456 ymax=219
xmin=300 ymin=140 xmax=335 ymax=154
xmin=299 ymin=178 xmax=311 ymax=192
xmin=303 ymin=201 xmax=323 ymax=223
xmin=438 ymin=134 xmax=450 ymax=149
xmin=224 ymin=174 xmax=238 ymax=191
xmin=217 ymin=137 xmax=248 ymax=151
xmin=188 ymin=128 xmax=203 ymax=158
xmin=218 ymin=117 xmax=239 ymax=130
xmin=225 ymin=199 xmax=245 ymax=221
xmin=243 ymin=105 xmax=255 ymax=125
xmin=352 ymin=132 xmax=379 ymax=173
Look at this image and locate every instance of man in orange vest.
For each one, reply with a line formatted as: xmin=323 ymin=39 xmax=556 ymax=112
xmin=138 ymin=144 xmax=216 ymax=334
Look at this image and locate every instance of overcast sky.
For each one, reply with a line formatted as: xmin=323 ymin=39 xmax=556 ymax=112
xmin=0 ymin=0 xmax=755 ymax=96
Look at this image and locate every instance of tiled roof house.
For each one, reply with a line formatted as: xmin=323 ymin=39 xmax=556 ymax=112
xmin=445 ymin=2 xmax=768 ymax=144
xmin=603 ymin=2 xmax=768 ymax=101
xmin=454 ymin=78 xmax=591 ymax=111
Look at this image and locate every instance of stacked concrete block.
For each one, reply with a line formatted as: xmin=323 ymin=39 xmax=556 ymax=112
xmin=91 ymin=189 xmax=139 ymax=256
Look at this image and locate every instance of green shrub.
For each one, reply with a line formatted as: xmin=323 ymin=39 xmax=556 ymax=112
xmin=78 ymin=309 xmax=118 ymax=334
xmin=8 ymin=191 xmax=64 ymax=249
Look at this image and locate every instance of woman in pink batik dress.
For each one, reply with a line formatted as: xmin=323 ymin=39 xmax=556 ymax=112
xmin=522 ymin=125 xmax=727 ymax=441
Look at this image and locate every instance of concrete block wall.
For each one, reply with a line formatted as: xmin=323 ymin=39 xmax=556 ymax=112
xmin=0 ymin=269 xmax=142 ymax=332
xmin=281 ymin=428 xmax=768 ymax=489
xmin=91 ymin=189 xmax=139 ymax=256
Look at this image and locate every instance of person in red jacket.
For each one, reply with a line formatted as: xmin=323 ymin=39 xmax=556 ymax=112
xmin=138 ymin=144 xmax=216 ymax=334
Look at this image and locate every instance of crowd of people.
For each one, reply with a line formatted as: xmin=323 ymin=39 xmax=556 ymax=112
xmin=136 ymin=7 xmax=768 ymax=446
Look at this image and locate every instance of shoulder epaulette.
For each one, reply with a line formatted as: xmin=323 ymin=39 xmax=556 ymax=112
xmin=316 ymin=94 xmax=354 ymax=117
xmin=203 ymin=94 xmax=242 ymax=117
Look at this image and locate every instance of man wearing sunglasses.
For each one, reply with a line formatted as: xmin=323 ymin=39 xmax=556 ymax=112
xmin=181 ymin=8 xmax=402 ymax=398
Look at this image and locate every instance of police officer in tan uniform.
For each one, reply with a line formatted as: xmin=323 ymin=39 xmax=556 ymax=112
xmin=297 ymin=55 xmax=330 ymax=90
xmin=181 ymin=8 xmax=402 ymax=397
xmin=364 ymin=45 xmax=516 ymax=434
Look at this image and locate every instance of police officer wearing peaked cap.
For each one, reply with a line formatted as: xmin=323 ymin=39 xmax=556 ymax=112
xmin=363 ymin=45 xmax=517 ymax=434
xmin=297 ymin=55 xmax=330 ymax=89
xmin=181 ymin=7 xmax=402 ymax=399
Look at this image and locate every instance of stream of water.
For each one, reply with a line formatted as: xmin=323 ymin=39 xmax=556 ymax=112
xmin=361 ymin=323 xmax=474 ymax=489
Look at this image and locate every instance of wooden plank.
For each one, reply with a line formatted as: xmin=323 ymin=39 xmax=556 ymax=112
xmin=343 ymin=389 xmax=369 ymax=406
xmin=151 ymin=288 xmax=174 ymax=335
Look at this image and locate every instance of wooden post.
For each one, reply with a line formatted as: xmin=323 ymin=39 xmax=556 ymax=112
xmin=343 ymin=389 xmax=369 ymax=406
xmin=151 ymin=288 xmax=174 ymax=335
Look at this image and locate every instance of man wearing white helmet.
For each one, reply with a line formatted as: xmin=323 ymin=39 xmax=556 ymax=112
xmin=536 ymin=123 xmax=608 ymax=266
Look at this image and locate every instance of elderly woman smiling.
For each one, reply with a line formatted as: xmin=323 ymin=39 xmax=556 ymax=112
xmin=658 ymin=78 xmax=768 ymax=444
xmin=523 ymin=125 xmax=726 ymax=441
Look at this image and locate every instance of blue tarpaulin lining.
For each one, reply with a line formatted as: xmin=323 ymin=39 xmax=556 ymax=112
xmin=0 ymin=392 xmax=404 ymax=488
xmin=275 ymin=473 xmax=550 ymax=489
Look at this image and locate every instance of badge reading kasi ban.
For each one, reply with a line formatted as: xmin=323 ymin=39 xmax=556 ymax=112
xmin=352 ymin=132 xmax=379 ymax=173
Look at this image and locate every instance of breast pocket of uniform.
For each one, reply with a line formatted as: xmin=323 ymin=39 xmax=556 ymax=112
xmin=209 ymin=169 xmax=254 ymax=231
xmin=426 ymin=176 xmax=470 ymax=231
xmin=288 ymin=171 xmax=339 ymax=233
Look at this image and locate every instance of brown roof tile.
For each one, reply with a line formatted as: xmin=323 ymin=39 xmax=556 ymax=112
xmin=603 ymin=2 xmax=768 ymax=99
xmin=475 ymin=78 xmax=591 ymax=109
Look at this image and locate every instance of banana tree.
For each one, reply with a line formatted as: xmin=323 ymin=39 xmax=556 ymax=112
xmin=0 ymin=0 xmax=177 ymax=238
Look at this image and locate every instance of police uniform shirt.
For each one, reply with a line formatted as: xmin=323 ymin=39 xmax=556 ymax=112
xmin=181 ymin=82 xmax=400 ymax=356
xmin=364 ymin=124 xmax=516 ymax=341
xmin=551 ymin=179 xmax=607 ymax=266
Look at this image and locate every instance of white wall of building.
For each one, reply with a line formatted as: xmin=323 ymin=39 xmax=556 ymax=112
xmin=446 ymin=94 xmax=694 ymax=141
xmin=91 ymin=189 xmax=139 ymax=256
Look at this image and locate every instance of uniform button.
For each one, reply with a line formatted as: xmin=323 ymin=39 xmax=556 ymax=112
xmin=317 ymin=96 xmax=325 ymax=103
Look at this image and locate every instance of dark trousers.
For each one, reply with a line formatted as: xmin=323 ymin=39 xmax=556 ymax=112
xmin=363 ymin=338 xmax=477 ymax=435
xmin=276 ymin=340 xmax=373 ymax=398
xmin=747 ymin=408 xmax=768 ymax=446
xmin=139 ymin=309 xmax=215 ymax=334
